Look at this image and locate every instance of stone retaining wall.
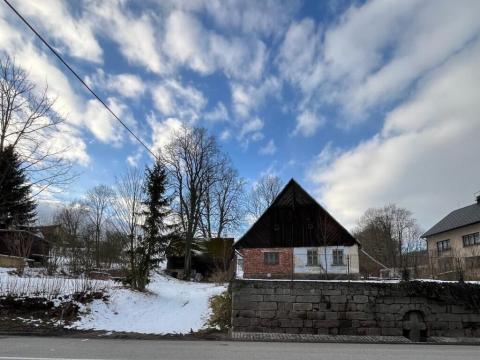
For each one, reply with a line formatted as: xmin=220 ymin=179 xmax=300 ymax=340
xmin=231 ymin=280 xmax=480 ymax=341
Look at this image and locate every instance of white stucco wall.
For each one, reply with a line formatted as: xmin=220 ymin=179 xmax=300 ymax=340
xmin=294 ymin=245 xmax=359 ymax=274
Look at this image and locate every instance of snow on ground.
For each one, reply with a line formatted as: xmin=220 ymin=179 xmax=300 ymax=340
xmin=1 ymin=267 xmax=227 ymax=335
xmin=71 ymin=272 xmax=227 ymax=334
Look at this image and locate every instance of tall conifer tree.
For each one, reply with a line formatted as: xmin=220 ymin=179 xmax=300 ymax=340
xmin=0 ymin=145 xmax=36 ymax=228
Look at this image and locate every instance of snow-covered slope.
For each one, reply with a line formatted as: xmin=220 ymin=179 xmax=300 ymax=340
xmin=72 ymin=273 xmax=227 ymax=334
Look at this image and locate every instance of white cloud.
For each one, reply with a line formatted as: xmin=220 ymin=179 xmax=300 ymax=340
xmin=277 ymin=18 xmax=323 ymax=93
xmin=126 ymin=151 xmax=143 ymax=167
xmin=90 ymin=0 xmax=167 ymax=74
xmin=48 ymin=124 xmax=90 ymax=166
xmin=327 ymin=0 xmax=480 ymax=118
xmin=239 ymin=117 xmax=264 ymax=139
xmin=171 ymin=0 xmax=298 ymax=37
xmin=278 ymin=0 xmax=480 ymax=125
xmin=151 ymin=79 xmax=206 ymax=123
xmin=86 ymin=70 xmax=146 ymax=99
xmin=164 ymin=10 xmax=267 ymax=81
xmin=307 ymin=39 xmax=480 ymax=230
xmin=231 ymin=76 xmax=281 ymax=118
xmin=0 ymin=12 xmax=91 ymax=165
xmin=219 ymin=129 xmax=231 ymax=141
xmin=293 ymin=110 xmax=324 ymax=137
xmin=259 ymin=139 xmax=277 ymax=156
xmin=204 ymin=102 xmax=229 ymax=123
xmin=13 ymin=0 xmax=102 ymax=63
xmin=84 ymin=97 xmax=129 ymax=145
xmin=148 ymin=116 xmax=184 ymax=155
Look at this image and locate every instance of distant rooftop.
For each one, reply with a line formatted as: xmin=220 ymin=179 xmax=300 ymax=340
xmin=422 ymin=201 xmax=480 ymax=238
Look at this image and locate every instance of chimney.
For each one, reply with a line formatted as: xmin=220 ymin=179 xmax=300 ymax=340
xmin=476 ymin=192 xmax=480 ymax=204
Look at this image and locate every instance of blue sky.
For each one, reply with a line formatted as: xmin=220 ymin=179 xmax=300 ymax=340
xmin=1 ymin=0 xmax=480 ymax=230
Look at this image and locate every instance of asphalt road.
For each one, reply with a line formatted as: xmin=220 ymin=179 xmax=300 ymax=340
xmin=0 ymin=336 xmax=478 ymax=360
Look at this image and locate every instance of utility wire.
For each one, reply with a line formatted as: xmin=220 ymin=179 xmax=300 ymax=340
xmin=3 ymin=0 xmax=158 ymax=160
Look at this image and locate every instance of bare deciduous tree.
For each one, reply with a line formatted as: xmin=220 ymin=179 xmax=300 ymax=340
xmin=200 ymin=157 xmax=245 ymax=239
xmin=111 ymin=168 xmax=145 ymax=277
xmin=162 ymin=126 xmax=221 ymax=279
xmin=84 ymin=185 xmax=114 ymax=269
xmin=53 ymin=201 xmax=89 ymax=273
xmin=0 ymin=57 xmax=75 ymax=196
xmin=247 ymin=174 xmax=282 ymax=219
xmin=355 ymin=204 xmax=423 ymax=277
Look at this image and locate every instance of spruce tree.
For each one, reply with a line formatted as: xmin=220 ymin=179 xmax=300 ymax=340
xmin=128 ymin=159 xmax=174 ymax=291
xmin=0 ymin=145 xmax=36 ymax=228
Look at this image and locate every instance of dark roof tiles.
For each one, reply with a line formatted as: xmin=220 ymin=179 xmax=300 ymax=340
xmin=422 ymin=203 xmax=480 ymax=238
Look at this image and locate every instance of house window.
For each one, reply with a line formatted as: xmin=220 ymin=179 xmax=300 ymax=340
xmin=332 ymin=249 xmax=344 ymax=266
xmin=307 ymin=249 xmax=318 ymax=266
xmin=436 ymin=239 xmax=451 ymax=254
xmin=264 ymin=252 xmax=279 ymax=265
xmin=462 ymin=232 xmax=480 ymax=247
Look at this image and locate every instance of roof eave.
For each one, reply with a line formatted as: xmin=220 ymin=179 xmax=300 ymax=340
xmin=421 ymin=220 xmax=480 ymax=238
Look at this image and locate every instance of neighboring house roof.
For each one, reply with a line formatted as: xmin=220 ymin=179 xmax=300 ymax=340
xmin=235 ymin=179 xmax=358 ymax=249
xmin=422 ymin=202 xmax=480 ymax=238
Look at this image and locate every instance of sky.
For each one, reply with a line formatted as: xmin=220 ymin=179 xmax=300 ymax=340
xmin=1 ymin=0 xmax=479 ymax=232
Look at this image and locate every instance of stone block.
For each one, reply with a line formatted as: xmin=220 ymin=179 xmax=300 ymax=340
xmin=296 ymin=295 xmax=321 ymax=302
xmin=462 ymin=314 xmax=480 ymax=322
xmin=448 ymin=321 xmax=463 ymax=330
xmin=307 ymin=311 xmax=325 ymax=320
xmin=451 ymin=305 xmax=471 ymax=314
xmin=303 ymin=320 xmax=313 ymax=328
xmin=338 ymin=327 xmax=357 ymax=335
xmin=300 ymin=327 xmax=315 ymax=334
xmin=359 ymin=320 xmax=377 ymax=328
xmin=232 ymin=317 xmax=251 ymax=327
xmin=329 ymin=328 xmax=339 ymax=335
xmin=280 ymin=319 xmax=303 ymax=328
xmin=263 ymin=294 xmax=295 ymax=302
xmin=259 ymin=311 xmax=276 ymax=319
xmin=289 ymin=311 xmax=308 ymax=320
xmin=233 ymin=310 xmax=256 ymax=318
xmin=323 ymin=289 xmax=342 ymax=296
xmin=234 ymin=301 xmax=258 ymax=310
xmin=285 ymin=327 xmax=301 ymax=334
xmin=353 ymin=295 xmax=369 ymax=303
xmin=330 ymin=295 xmax=347 ymax=303
xmin=358 ymin=327 xmax=381 ymax=336
xmin=325 ymin=312 xmax=338 ymax=320
xmin=381 ymin=328 xmax=403 ymax=336
xmin=259 ymin=302 xmax=277 ymax=310
xmin=293 ymin=302 xmax=313 ymax=311
xmin=315 ymin=320 xmax=340 ymax=328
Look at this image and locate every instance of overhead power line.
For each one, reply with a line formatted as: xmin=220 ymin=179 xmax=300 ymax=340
xmin=3 ymin=0 xmax=158 ymax=160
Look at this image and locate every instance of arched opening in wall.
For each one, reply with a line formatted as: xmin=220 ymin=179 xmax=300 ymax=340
xmin=402 ymin=310 xmax=427 ymax=342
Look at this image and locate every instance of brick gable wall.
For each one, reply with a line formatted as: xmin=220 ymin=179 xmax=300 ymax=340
xmin=241 ymin=248 xmax=293 ymax=278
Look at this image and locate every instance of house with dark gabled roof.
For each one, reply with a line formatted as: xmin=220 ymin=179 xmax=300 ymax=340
xmin=422 ymin=194 xmax=480 ymax=279
xmin=234 ymin=179 xmax=360 ymax=279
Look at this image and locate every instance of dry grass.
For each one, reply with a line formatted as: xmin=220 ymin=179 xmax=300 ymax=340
xmin=0 ymin=273 xmax=110 ymax=300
